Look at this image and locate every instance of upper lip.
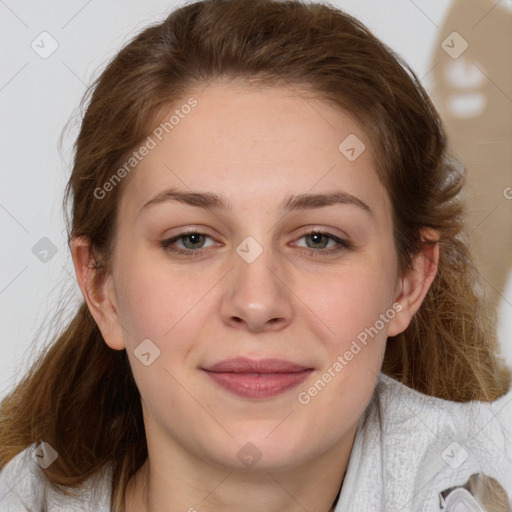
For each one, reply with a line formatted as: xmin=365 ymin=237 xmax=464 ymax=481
xmin=203 ymin=357 xmax=313 ymax=374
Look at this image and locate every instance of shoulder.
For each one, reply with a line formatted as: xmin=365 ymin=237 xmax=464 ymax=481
xmin=374 ymin=373 xmax=512 ymax=464
xmin=0 ymin=443 xmax=112 ymax=511
xmin=376 ymin=374 xmax=512 ymax=510
xmin=374 ymin=371 xmax=512 ymax=437
xmin=0 ymin=443 xmax=45 ymax=510
xmin=337 ymin=373 xmax=512 ymax=512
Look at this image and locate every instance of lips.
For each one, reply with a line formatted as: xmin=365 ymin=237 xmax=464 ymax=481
xmin=202 ymin=357 xmax=314 ymax=399
xmin=204 ymin=357 xmax=312 ymax=373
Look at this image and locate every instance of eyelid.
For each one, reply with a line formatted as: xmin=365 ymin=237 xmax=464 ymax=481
xmin=160 ymin=228 xmax=219 ymax=250
xmin=289 ymin=229 xmax=352 ymax=255
xmin=160 ymin=226 xmax=352 ymax=258
xmin=294 ymin=225 xmax=350 ymax=241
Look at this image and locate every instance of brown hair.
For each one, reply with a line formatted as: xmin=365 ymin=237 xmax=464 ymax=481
xmin=1 ymin=0 xmax=510 ymax=509
xmin=467 ymin=473 xmax=512 ymax=512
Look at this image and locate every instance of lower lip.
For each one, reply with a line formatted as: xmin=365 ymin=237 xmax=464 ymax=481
xmin=203 ymin=370 xmax=313 ymax=398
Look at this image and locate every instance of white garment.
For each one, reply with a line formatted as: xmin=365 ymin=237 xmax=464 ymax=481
xmin=1 ymin=373 xmax=511 ymax=511
xmin=333 ymin=374 xmax=512 ymax=511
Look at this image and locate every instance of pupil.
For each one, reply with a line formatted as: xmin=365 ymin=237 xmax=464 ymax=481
xmin=309 ymin=233 xmax=324 ymax=248
xmin=185 ymin=233 xmax=202 ymax=248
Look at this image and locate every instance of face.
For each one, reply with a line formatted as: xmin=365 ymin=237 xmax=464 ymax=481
xmin=78 ymin=82 xmax=425 ymax=472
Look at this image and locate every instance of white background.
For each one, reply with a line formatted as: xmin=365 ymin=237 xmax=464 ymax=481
xmin=1 ymin=0 xmax=511 ymax=399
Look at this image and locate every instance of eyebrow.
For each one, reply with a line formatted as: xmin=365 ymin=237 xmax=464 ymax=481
xmin=139 ymin=187 xmax=373 ymax=217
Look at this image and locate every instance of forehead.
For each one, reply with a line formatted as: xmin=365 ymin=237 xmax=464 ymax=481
xmin=118 ymin=82 xmax=389 ymax=220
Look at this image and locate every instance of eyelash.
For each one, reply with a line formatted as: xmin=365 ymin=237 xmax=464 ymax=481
xmin=160 ymin=229 xmax=352 ymax=258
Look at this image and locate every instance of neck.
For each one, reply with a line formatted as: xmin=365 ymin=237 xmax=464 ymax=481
xmin=125 ymin=425 xmax=356 ymax=512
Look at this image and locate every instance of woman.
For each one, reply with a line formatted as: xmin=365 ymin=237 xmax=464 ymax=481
xmin=1 ymin=1 xmax=511 ymax=510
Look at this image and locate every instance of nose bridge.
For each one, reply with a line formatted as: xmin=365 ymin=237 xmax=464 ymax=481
xmin=234 ymin=233 xmax=282 ymax=304
xmin=220 ymin=233 xmax=293 ymax=331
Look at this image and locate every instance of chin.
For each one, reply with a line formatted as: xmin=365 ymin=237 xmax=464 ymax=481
xmin=209 ymin=432 xmax=318 ymax=472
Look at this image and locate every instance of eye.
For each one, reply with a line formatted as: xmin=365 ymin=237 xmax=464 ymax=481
xmin=160 ymin=230 xmax=218 ymax=257
xmin=160 ymin=229 xmax=352 ymax=258
xmin=293 ymin=231 xmax=352 ymax=257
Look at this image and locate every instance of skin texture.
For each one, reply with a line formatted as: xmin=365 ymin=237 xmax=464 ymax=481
xmin=71 ymin=83 xmax=438 ymax=512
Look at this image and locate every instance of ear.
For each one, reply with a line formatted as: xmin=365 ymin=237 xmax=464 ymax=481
xmin=70 ymin=235 xmax=126 ymax=350
xmin=387 ymin=229 xmax=440 ymax=337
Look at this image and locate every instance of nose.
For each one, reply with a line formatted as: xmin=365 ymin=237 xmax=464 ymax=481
xmin=219 ymin=241 xmax=294 ymax=333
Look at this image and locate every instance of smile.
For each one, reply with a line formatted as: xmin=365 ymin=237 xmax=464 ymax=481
xmin=202 ymin=357 xmax=314 ymax=399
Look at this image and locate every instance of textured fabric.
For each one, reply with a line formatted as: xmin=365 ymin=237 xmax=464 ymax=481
xmin=0 ymin=445 xmax=112 ymax=511
xmin=1 ymin=373 xmax=511 ymax=511
xmin=334 ymin=374 xmax=512 ymax=512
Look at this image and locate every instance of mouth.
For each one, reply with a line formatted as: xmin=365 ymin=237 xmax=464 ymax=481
xmin=201 ymin=357 xmax=314 ymax=399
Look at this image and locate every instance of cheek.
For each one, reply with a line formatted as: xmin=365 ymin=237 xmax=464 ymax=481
xmin=115 ymin=262 xmax=210 ymax=414
xmin=114 ymin=252 xmax=214 ymax=346
xmin=303 ymin=264 xmax=397 ymax=349
xmin=293 ymin=268 xmax=394 ymax=432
